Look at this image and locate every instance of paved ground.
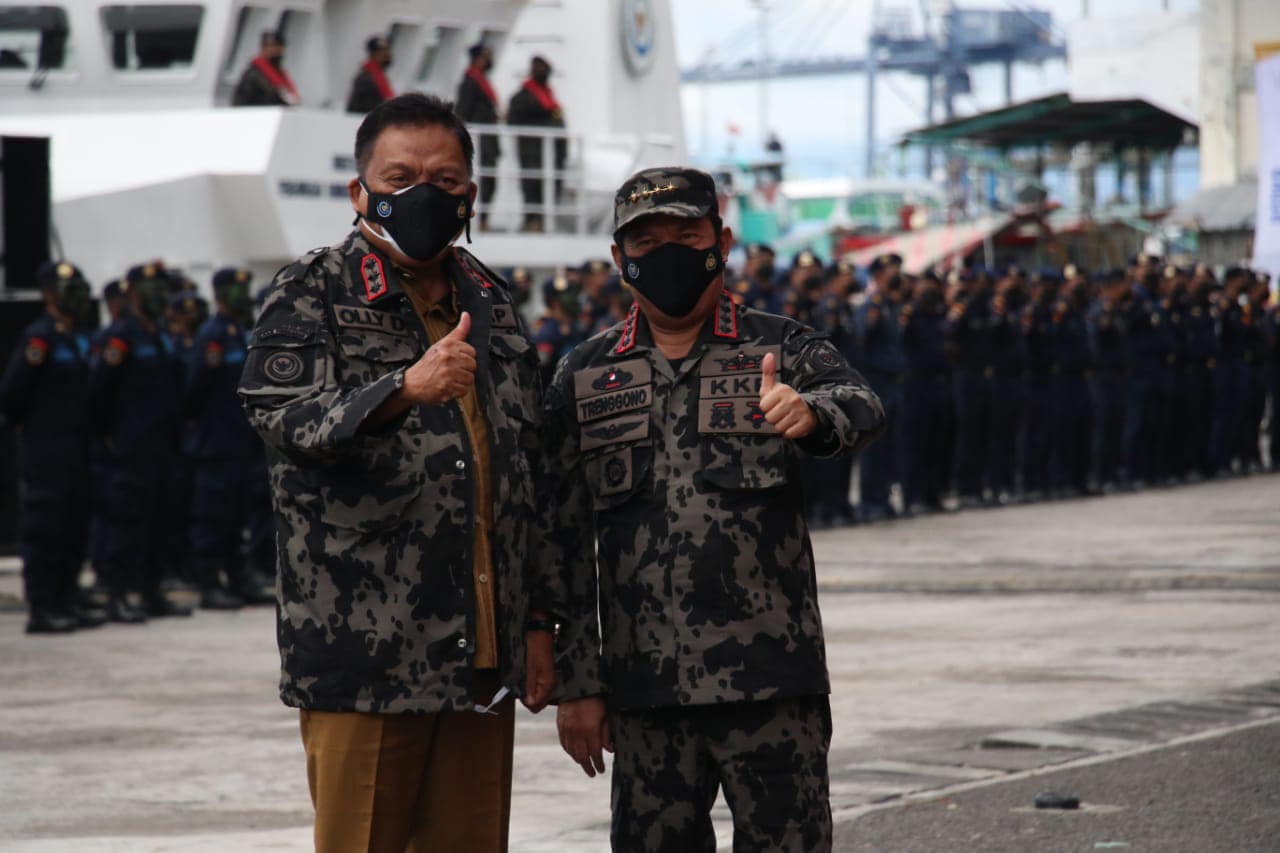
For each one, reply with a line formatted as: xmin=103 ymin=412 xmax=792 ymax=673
xmin=840 ymin=719 xmax=1280 ymax=852
xmin=0 ymin=473 xmax=1278 ymax=851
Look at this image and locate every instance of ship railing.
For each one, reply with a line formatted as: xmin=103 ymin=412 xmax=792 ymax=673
xmin=465 ymin=122 xmax=679 ymax=237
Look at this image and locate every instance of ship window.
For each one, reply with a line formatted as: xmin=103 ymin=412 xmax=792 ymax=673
xmin=416 ymin=25 xmax=461 ymax=84
xmin=0 ymin=6 xmax=72 ymax=71
xmin=102 ymin=4 xmax=204 ymax=71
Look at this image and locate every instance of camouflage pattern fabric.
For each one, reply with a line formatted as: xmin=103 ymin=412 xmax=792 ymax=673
xmin=239 ymin=230 xmax=545 ymax=713
xmin=539 ymin=291 xmax=885 ymax=709
xmin=610 ymin=695 xmax=833 ymax=853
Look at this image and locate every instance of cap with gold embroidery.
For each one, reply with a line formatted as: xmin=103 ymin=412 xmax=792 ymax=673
xmin=613 ymin=167 xmax=719 ymax=237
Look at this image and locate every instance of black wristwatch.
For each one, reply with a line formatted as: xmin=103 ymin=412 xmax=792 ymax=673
xmin=525 ymin=617 xmax=563 ymax=641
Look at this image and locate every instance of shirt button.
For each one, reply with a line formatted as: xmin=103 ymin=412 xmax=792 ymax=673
xmin=478 ymin=573 xmax=488 ymax=583
xmin=480 ymin=290 xmax=490 ymax=299
xmin=455 ymin=459 xmax=466 ymax=471
xmin=456 ymin=637 xmax=467 ymax=649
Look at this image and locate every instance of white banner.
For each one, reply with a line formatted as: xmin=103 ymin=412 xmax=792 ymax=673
xmin=1254 ymin=53 xmax=1280 ymax=276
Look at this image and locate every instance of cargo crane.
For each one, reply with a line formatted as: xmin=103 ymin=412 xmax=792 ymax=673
xmin=681 ymin=1 xmax=1067 ymax=177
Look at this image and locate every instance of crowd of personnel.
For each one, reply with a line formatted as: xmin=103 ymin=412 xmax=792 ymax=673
xmin=232 ymin=31 xmax=567 ymax=232
xmin=524 ymin=248 xmax=1280 ymax=527
xmin=1 ymin=261 xmax=273 ymax=633
xmin=4 ymin=246 xmax=1277 ymax=633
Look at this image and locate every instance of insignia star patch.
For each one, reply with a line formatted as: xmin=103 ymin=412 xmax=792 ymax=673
xmin=264 ymin=351 xmax=304 ymax=383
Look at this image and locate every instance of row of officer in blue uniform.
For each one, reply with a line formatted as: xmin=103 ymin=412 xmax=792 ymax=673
xmin=711 ymin=246 xmax=1277 ymax=525
xmin=1 ymin=260 xmax=273 ymax=633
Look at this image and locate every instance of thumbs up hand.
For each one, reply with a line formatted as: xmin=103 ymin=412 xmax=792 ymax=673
xmin=403 ymin=311 xmax=478 ymax=405
xmin=757 ymin=352 xmax=818 ymax=439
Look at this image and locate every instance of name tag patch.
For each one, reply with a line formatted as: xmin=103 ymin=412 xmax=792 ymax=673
xmin=336 ymin=306 xmax=408 ymax=335
xmin=577 ymin=386 xmax=651 ymax=423
xmin=574 ymin=358 xmax=653 ymax=425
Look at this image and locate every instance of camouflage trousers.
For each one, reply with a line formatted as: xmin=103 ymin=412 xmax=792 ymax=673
xmin=610 ymin=695 xmax=832 ymax=853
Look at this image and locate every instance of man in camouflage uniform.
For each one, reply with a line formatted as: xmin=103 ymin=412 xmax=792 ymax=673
xmin=542 ymin=167 xmax=885 ymax=852
xmin=239 ymin=93 xmax=555 ymax=853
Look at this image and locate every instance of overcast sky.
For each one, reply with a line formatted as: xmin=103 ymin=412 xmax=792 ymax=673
xmin=669 ymin=0 xmax=1200 ymax=176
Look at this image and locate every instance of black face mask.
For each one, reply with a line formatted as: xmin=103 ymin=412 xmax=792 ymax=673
xmin=361 ymin=180 xmax=471 ymax=262
xmin=620 ymin=242 xmax=725 ymax=318
xmin=219 ymin=282 xmax=253 ymax=322
xmin=268 ymin=55 xmax=283 ymax=68
xmin=57 ymin=280 xmax=94 ymax=329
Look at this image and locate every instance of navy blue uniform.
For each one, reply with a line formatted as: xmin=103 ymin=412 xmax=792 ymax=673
xmin=532 ymin=315 xmax=579 ymax=389
xmin=1021 ymin=300 xmax=1056 ymax=496
xmin=803 ymin=294 xmax=858 ymax=524
xmin=1211 ymin=301 xmax=1246 ymax=474
xmin=853 ymin=294 xmax=904 ymax=519
xmin=1266 ymin=305 xmax=1280 ymax=470
xmin=1181 ymin=300 xmax=1219 ymax=477
xmin=989 ymin=300 xmax=1027 ymax=500
xmin=88 ymin=311 xmax=181 ymax=601
xmin=1050 ymin=301 xmax=1094 ymax=493
xmin=901 ymin=298 xmax=952 ymax=510
xmin=164 ymin=330 xmax=196 ymax=586
xmin=1123 ymin=287 xmax=1176 ymax=485
xmin=1238 ymin=303 xmax=1267 ymax=470
xmin=1088 ymin=299 xmax=1129 ymax=487
xmin=0 ymin=316 xmax=90 ymax=613
xmin=184 ymin=313 xmax=264 ymax=595
xmin=948 ymin=296 xmax=996 ymax=502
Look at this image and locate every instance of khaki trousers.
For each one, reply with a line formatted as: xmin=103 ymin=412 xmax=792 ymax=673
xmin=299 ymin=672 xmax=515 ymax=853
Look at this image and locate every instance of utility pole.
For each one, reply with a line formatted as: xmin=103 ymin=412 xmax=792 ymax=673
xmin=866 ymin=0 xmax=880 ymax=178
xmin=753 ymin=0 xmax=771 ymax=147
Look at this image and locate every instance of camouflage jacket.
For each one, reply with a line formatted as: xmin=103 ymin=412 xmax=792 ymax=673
xmin=540 ymin=292 xmax=885 ymax=710
xmin=239 ymin=231 xmax=544 ymax=714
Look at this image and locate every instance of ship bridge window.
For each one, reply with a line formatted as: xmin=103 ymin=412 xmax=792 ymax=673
xmin=415 ymin=25 xmax=462 ymax=85
xmin=102 ymin=4 xmax=203 ymax=70
xmin=0 ymin=6 xmax=72 ymax=71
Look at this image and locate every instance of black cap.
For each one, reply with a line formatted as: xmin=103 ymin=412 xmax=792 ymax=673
xmin=103 ymin=279 xmax=122 ymax=299
xmin=613 ymin=167 xmax=719 ymax=236
xmin=580 ymin=259 xmax=611 ymax=276
xmin=869 ymin=253 xmax=902 ymax=273
xmin=745 ymin=243 xmax=775 ymax=259
xmin=125 ymin=261 xmax=165 ymax=284
xmin=35 ymin=260 xmax=83 ymax=289
xmin=212 ymin=266 xmax=252 ymax=290
xmin=366 ymin=35 xmax=389 ymax=54
xmin=468 ymin=42 xmax=488 ymax=60
xmin=791 ymin=250 xmax=819 ymax=270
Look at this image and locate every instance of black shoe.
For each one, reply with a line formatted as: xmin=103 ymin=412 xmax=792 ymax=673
xmin=237 ymin=586 xmax=275 ymax=606
xmin=79 ymin=584 xmax=111 ymax=609
xmin=107 ymin=596 xmax=148 ymax=624
xmin=145 ymin=594 xmax=194 ymax=618
xmin=200 ymin=587 xmax=244 ymax=611
xmin=26 ymin=608 xmax=79 ymax=634
xmin=70 ymin=603 xmax=108 ymax=629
